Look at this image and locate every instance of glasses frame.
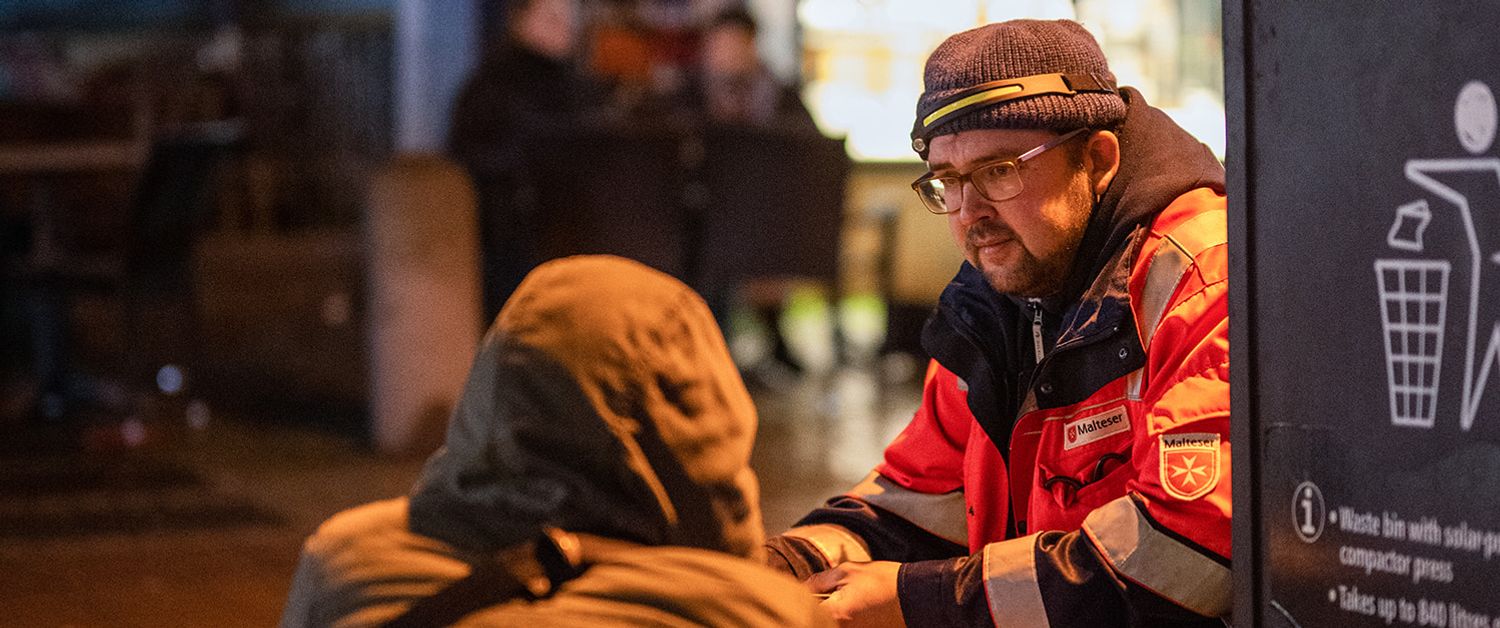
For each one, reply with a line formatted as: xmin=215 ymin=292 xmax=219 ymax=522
xmin=911 ymin=127 xmax=1089 ymax=215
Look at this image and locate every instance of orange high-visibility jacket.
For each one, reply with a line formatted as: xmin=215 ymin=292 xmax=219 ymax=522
xmin=777 ymin=188 xmax=1229 ymax=627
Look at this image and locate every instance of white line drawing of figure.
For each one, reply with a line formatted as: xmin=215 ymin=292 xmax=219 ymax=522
xmin=1377 ymin=80 xmax=1500 ymax=431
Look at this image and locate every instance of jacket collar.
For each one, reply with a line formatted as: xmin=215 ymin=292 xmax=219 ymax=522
xmin=936 ymin=223 xmax=1143 ymax=358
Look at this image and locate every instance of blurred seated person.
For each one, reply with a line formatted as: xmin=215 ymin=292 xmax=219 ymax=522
xmin=279 ymin=255 xmax=834 ymax=628
xmin=686 ymin=8 xmax=825 ymax=381
xmin=448 ymin=0 xmax=608 ymax=321
xmin=684 ymin=8 xmax=817 ymax=133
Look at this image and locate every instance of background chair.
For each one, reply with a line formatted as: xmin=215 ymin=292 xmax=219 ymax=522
xmin=692 ymin=126 xmax=850 ymax=372
xmin=692 ymin=126 xmax=848 ymax=293
xmin=529 ymin=125 xmax=692 ymax=279
xmin=19 ymin=122 xmax=240 ymax=422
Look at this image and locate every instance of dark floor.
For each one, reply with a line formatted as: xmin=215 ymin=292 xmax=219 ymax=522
xmin=0 ymin=360 xmax=922 ymax=627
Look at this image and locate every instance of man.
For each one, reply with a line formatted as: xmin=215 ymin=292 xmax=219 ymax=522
xmin=764 ymin=20 xmax=1230 ymax=627
xmin=448 ymin=0 xmax=605 ymax=321
xmin=281 ymin=256 xmax=832 ymax=627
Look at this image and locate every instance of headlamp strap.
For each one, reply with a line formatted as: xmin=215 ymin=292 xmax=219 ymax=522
xmin=912 ymin=72 xmax=1116 ymax=151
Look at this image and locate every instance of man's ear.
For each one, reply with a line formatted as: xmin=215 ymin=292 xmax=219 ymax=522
xmin=1085 ymin=130 xmax=1121 ymax=198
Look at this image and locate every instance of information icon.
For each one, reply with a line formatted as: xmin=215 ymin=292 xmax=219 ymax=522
xmin=1294 ymin=481 xmax=1326 ymax=543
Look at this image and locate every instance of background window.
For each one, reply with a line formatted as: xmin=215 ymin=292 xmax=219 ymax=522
xmin=798 ymin=0 xmax=1224 ymax=162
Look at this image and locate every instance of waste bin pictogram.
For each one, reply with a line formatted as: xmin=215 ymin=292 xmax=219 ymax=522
xmin=1375 ymin=258 xmax=1451 ymax=428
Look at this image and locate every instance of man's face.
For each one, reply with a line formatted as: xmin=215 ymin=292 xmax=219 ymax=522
xmin=928 ymin=128 xmax=1094 ymax=298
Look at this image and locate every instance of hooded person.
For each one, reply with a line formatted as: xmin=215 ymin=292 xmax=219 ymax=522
xmin=761 ymin=19 xmax=1231 ymax=628
xmin=280 ymin=255 xmax=834 ymax=628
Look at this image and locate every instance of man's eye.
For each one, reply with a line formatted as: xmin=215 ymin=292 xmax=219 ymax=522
xmin=976 ymin=163 xmax=1014 ymax=183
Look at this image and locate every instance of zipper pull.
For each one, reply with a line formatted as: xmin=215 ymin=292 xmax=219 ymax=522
xmin=1029 ymin=299 xmax=1045 ymax=362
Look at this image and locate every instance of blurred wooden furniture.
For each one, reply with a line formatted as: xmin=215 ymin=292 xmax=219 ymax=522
xmin=531 ymin=127 xmax=692 ymax=279
xmin=0 ymin=141 xmax=144 ymax=173
xmin=469 ymin=124 xmax=851 ymax=312
xmin=9 ymin=125 xmax=238 ymax=420
xmin=693 ymin=126 xmax=849 ymax=296
xmin=0 ymin=139 xmax=147 ymax=270
xmin=192 ymin=229 xmax=366 ymax=427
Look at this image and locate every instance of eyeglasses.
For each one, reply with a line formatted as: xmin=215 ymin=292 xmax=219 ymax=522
xmin=910 ymin=128 xmax=1088 ymax=215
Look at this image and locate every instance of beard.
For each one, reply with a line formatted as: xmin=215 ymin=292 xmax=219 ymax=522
xmin=966 ymin=170 xmax=1094 ymax=298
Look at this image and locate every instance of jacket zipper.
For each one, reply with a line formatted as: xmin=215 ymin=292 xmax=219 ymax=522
xmin=1028 ymin=299 xmax=1045 ymax=363
xmin=1023 ymin=303 xmax=1125 ymax=404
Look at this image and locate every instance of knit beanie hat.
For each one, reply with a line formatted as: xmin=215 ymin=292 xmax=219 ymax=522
xmin=911 ymin=19 xmax=1126 ymax=157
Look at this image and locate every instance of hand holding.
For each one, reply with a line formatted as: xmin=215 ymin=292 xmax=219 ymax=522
xmin=804 ymin=561 xmax=906 ymax=628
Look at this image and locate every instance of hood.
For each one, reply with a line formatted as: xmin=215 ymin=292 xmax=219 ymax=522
xmin=1042 ymin=87 xmax=1225 ymax=312
xmin=408 ymin=255 xmax=762 ymax=559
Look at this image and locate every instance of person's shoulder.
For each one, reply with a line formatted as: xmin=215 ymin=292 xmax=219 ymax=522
xmin=1129 ymin=188 xmax=1229 ymax=325
xmin=301 ymin=497 xmax=471 ymax=591
xmin=302 ymin=498 xmax=450 ymax=563
xmin=1144 ymin=188 xmax=1228 ymax=271
xmin=292 ymin=499 xmax=474 ymax=627
xmin=1151 ymin=188 xmax=1226 ymax=238
xmin=312 ymin=498 xmax=407 ymax=540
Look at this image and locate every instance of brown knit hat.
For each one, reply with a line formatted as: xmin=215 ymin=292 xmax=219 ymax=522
xmin=911 ymin=19 xmax=1126 ymax=158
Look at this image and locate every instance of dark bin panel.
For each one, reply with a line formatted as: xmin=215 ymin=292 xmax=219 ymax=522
xmin=1229 ymin=2 xmax=1500 ymax=624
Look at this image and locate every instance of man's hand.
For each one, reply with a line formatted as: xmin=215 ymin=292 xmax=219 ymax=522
xmin=804 ymin=561 xmax=906 ymax=628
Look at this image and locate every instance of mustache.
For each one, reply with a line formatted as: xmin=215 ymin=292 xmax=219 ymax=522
xmin=965 ymin=221 xmax=1017 ymax=248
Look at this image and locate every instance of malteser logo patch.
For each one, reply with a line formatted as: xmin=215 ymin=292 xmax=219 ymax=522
xmin=1159 ymin=432 xmax=1221 ymax=500
xmin=1063 ymin=407 xmax=1130 ymax=450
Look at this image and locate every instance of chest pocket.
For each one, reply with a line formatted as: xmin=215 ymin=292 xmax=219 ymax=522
xmin=1029 ymin=393 xmax=1138 ymax=530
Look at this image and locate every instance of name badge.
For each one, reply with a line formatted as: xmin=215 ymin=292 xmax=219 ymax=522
xmin=1063 ymin=406 xmax=1131 ymax=450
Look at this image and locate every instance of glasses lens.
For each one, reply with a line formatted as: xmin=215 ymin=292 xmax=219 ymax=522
xmin=972 ymin=161 xmax=1021 ymax=202
xmin=915 ymin=179 xmax=955 ymax=214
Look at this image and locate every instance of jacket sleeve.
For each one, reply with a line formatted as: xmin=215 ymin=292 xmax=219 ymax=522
xmin=894 ymin=204 xmax=1233 ymax=627
xmin=896 ymin=495 xmax=1229 ymax=628
xmin=765 ymin=361 xmax=972 ymax=579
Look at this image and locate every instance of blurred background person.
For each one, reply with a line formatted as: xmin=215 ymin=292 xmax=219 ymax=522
xmin=683 ymin=7 xmax=815 ymax=132
xmin=679 ymin=7 xmax=826 ymax=386
xmin=448 ymin=0 xmax=608 ymax=322
xmin=279 ymin=255 xmax=833 ymax=628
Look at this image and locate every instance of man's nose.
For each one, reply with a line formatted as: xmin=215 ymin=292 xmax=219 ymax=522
xmin=954 ymin=179 xmax=996 ymax=225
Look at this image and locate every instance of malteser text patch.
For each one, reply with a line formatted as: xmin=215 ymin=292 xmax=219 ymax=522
xmin=1063 ymin=407 xmax=1131 ymax=450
